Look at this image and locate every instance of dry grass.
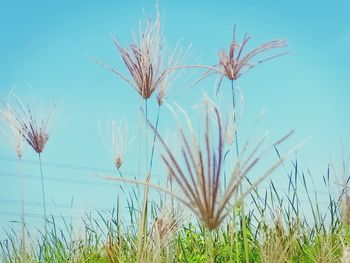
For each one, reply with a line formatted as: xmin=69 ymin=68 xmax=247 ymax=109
xmin=195 ymin=25 xmax=288 ymax=92
xmin=0 ymin=101 xmax=24 ymax=158
xmin=91 ymin=4 xmax=186 ymax=104
xmin=144 ymin=97 xmax=295 ymax=231
xmin=259 ymin=210 xmax=297 ymax=263
xmin=148 ymin=203 xmax=182 ymax=250
xmin=99 ymin=119 xmax=131 ymax=170
xmin=13 ymin=97 xmax=56 ymax=154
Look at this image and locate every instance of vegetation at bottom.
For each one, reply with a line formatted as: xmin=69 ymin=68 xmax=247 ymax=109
xmin=1 ymin=163 xmax=350 ymax=262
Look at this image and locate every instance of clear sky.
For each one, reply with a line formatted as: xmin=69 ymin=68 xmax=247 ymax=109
xmin=1 ymin=0 xmax=350 ymax=235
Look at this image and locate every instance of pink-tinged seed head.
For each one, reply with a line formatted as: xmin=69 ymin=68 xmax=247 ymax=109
xmin=14 ymin=97 xmax=56 ymax=155
xmin=146 ymin=97 xmax=293 ymax=231
xmin=114 ymin=157 xmax=122 ymax=170
xmin=92 ymin=5 xmax=188 ymax=104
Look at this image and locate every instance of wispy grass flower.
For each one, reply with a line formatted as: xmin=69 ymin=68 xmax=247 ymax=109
xmin=92 ymin=6 xmax=185 ymax=103
xmin=143 ymin=99 xmax=294 ymax=231
xmin=99 ymin=119 xmax=130 ymax=171
xmin=0 ymin=103 xmax=24 ymax=158
xmin=145 ymin=202 xmax=182 ymax=261
xmin=15 ymin=97 xmax=56 ymax=231
xmin=111 ymin=120 xmax=127 ymax=170
xmin=15 ymin=99 xmax=55 ymax=154
xmin=198 ymin=26 xmax=288 ymax=90
xmin=150 ymin=204 xmax=182 ymax=249
xmin=193 ymin=27 xmax=288 ymax=162
xmin=149 ymin=100 xmax=226 ymax=230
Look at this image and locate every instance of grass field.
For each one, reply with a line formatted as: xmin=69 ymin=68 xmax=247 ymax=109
xmin=1 ymin=165 xmax=348 ymax=262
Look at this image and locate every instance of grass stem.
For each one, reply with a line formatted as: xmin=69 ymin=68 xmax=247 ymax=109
xmin=207 ymin=230 xmax=215 ymax=263
xmin=149 ymin=104 xmax=161 ymax=174
xmin=231 ymin=80 xmax=239 ymax=158
xmin=38 ymin=153 xmax=47 ymax=233
xmin=231 ymin=79 xmax=249 ymax=263
xmin=19 ymin=157 xmax=25 ymax=263
xmin=145 ymin=99 xmax=149 ymax=168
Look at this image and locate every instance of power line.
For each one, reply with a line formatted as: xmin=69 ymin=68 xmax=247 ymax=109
xmin=0 ymin=170 xmax=340 ymax=197
xmin=0 ymin=156 xmax=341 ymax=196
xmin=0 ymin=211 xmax=120 ymax=222
xmin=0 ymin=198 xmax=111 ymax=211
xmin=0 ymin=156 xmax=148 ymax=177
xmin=0 ymin=211 xmax=83 ymax=221
xmin=0 ymin=171 xmax=168 ymax=190
xmin=0 ymin=171 xmax=123 ymax=188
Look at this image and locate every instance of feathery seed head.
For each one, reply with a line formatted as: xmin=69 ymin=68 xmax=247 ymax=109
xmin=148 ymin=202 xmax=182 ymax=250
xmin=1 ymin=94 xmax=56 ymax=156
xmin=148 ymin=98 xmax=293 ymax=231
xmin=17 ymin=101 xmax=55 ymax=154
xmin=92 ymin=5 xmax=187 ymax=103
xmin=217 ymin=26 xmax=288 ymax=81
xmin=111 ymin=120 xmax=129 ymax=170
xmin=111 ymin=7 xmax=164 ymax=100
xmin=99 ymin=119 xmax=131 ymax=170
xmin=192 ymin=27 xmax=288 ymax=92
xmin=194 ymin=26 xmax=288 ymax=92
xmin=0 ymin=103 xmax=24 ymax=158
xmin=114 ymin=156 xmax=122 ymax=170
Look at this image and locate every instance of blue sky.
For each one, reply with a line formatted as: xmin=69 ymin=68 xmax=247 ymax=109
xmin=1 ymin=0 xmax=350 ymax=234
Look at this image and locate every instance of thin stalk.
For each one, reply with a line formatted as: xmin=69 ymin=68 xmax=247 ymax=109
xmin=231 ymin=79 xmax=249 ymax=263
xmin=223 ymin=150 xmax=231 ymax=192
xmin=231 ymin=80 xmax=239 ymax=158
xmin=345 ymin=222 xmax=350 ymax=246
xmin=38 ymin=153 xmax=47 ymax=233
xmin=116 ymin=168 xmax=125 ymax=208
xmin=117 ymin=168 xmax=123 ymax=178
xmin=149 ymin=104 xmax=161 ymax=174
xmin=228 ymin=221 xmax=234 ymax=263
xmin=136 ymin=98 xmax=151 ymax=262
xmin=137 ymin=98 xmax=143 ymax=194
xmin=136 ymin=174 xmax=151 ymax=263
xmin=145 ymin=99 xmax=149 ymax=168
xmin=153 ymin=229 xmax=161 ymax=263
xmin=19 ymin=156 xmax=25 ymax=263
xmin=207 ymin=230 xmax=215 ymax=263
xmin=235 ymin=210 xmax=240 ymax=263
xmin=241 ymin=207 xmax=249 ymax=263
xmin=167 ymin=173 xmax=174 ymax=208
